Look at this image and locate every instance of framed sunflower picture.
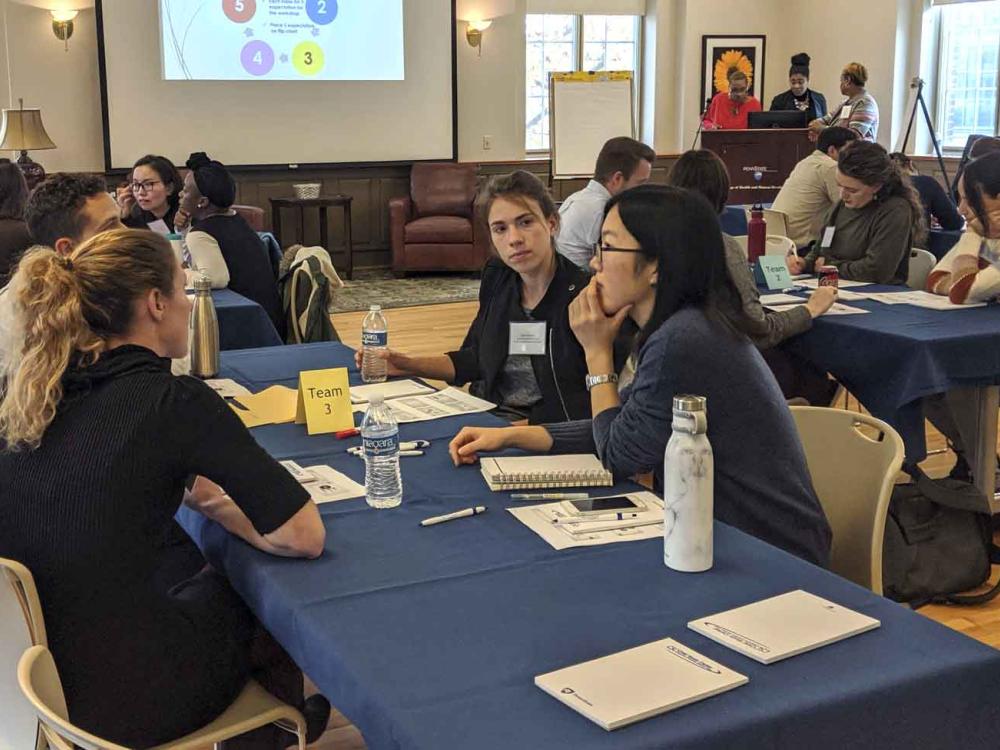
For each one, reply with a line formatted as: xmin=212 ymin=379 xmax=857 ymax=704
xmin=700 ymin=35 xmax=766 ymax=104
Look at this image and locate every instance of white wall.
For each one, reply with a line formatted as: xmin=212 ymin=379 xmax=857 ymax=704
xmin=0 ymin=0 xmax=929 ymax=169
xmin=0 ymin=0 xmax=104 ymax=172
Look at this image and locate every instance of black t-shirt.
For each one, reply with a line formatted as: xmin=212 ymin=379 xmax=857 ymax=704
xmin=0 ymin=345 xmax=309 ymax=743
xmin=193 ymin=213 xmax=285 ymax=337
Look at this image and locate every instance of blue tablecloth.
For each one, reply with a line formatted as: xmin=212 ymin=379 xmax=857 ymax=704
xmin=179 ymin=342 xmax=1000 ymax=750
xmin=784 ymin=284 xmax=1000 ymax=461
xmin=211 ymin=289 xmax=282 ymax=351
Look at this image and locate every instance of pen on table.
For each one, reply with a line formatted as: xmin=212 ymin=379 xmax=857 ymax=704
xmin=564 ymin=518 xmax=663 ymax=536
xmin=552 ymin=512 xmax=641 ymax=525
xmin=335 ymin=428 xmax=360 ymax=439
xmin=510 ymin=492 xmax=589 ymax=501
xmin=419 ymin=506 xmax=487 ymax=527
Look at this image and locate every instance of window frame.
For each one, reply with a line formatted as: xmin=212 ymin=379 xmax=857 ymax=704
xmin=525 ymin=13 xmax=643 ymax=155
xmin=930 ymin=1 xmax=1000 ymax=154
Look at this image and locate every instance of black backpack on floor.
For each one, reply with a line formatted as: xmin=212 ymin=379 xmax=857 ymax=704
xmin=882 ymin=467 xmax=1000 ymax=608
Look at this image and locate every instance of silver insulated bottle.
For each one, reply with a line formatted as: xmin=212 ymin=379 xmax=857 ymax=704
xmin=190 ymin=275 xmax=219 ymax=378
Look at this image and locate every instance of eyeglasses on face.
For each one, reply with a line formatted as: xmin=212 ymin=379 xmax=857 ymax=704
xmin=131 ymin=179 xmax=163 ymax=194
xmin=594 ymin=243 xmax=644 ymax=262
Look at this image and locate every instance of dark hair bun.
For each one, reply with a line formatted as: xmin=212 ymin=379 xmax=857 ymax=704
xmin=185 ymin=152 xmax=212 ymax=171
xmin=791 ymin=53 xmax=810 ymax=66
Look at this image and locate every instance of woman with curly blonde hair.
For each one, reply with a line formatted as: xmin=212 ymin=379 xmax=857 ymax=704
xmin=0 ymin=229 xmax=329 ymax=747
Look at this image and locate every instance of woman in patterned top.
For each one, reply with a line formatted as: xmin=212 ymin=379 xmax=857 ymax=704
xmin=809 ymin=62 xmax=879 ymax=142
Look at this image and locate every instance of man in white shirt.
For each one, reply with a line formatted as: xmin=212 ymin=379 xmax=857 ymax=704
xmin=771 ymin=126 xmax=858 ymax=248
xmin=557 ymin=137 xmax=655 ymax=268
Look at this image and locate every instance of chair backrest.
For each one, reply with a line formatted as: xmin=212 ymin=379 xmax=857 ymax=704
xmin=789 ymin=407 xmax=904 ymax=594
xmin=907 ymin=247 xmax=936 ymax=290
xmin=411 ymin=163 xmax=477 ymax=219
xmin=765 ymin=234 xmax=796 ymax=257
xmin=0 ymin=558 xmax=47 ymax=750
xmin=18 ymin=645 xmax=127 ymax=750
xmin=762 ymin=208 xmax=789 ymax=238
xmin=233 ymin=204 xmax=265 ymax=232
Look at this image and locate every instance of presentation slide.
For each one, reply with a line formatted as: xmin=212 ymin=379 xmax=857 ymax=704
xmin=159 ymin=0 xmax=404 ymax=81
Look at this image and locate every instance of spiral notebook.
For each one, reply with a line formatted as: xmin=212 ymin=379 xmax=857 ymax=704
xmin=480 ymin=454 xmax=613 ymax=491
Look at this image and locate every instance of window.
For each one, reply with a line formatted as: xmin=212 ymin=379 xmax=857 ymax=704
xmin=934 ymin=1 xmax=1000 ymax=150
xmin=525 ymin=14 xmax=640 ymax=152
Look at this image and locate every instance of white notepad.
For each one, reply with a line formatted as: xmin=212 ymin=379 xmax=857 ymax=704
xmin=349 ymin=379 xmax=435 ymax=404
xmin=535 ymin=638 xmax=748 ymax=731
xmin=688 ymin=590 xmax=880 ymax=665
xmin=479 ymin=454 xmax=612 ymax=491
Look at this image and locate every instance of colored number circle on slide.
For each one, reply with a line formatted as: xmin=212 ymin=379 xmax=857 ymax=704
xmin=292 ymin=41 xmax=325 ymax=76
xmin=241 ymin=40 xmax=274 ymax=76
xmin=223 ymin=0 xmax=256 ymax=23
xmin=306 ymin=0 xmax=338 ymax=25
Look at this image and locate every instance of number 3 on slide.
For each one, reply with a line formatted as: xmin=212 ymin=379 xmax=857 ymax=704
xmin=293 ymin=41 xmax=325 ymax=76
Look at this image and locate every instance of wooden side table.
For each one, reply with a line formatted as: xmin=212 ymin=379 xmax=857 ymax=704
xmin=270 ymin=195 xmax=355 ymax=279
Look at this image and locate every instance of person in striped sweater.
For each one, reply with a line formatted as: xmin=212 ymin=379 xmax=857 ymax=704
xmin=809 ymin=62 xmax=879 ymax=143
xmin=927 ymin=151 xmax=1000 ymax=304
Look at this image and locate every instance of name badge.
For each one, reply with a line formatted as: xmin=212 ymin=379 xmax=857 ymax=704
xmin=838 ymin=105 xmax=852 ymax=121
xmin=821 ymin=226 xmax=836 ymax=249
xmin=509 ymin=321 xmax=547 ymax=355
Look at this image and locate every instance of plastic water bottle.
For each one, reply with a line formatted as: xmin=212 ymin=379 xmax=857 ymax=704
xmin=361 ymin=304 xmax=388 ymax=383
xmin=663 ymin=395 xmax=714 ymax=572
xmin=361 ymin=393 xmax=402 ymax=509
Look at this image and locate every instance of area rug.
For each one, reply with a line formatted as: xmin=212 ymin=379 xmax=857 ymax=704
xmin=331 ymin=269 xmax=481 ymax=313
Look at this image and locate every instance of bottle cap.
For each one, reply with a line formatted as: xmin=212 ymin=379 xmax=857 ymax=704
xmin=193 ymin=274 xmax=212 ymax=291
xmin=368 ymin=392 xmax=385 ymax=405
xmin=673 ymin=395 xmax=706 ymax=412
xmin=369 ymin=304 xmax=381 ymax=311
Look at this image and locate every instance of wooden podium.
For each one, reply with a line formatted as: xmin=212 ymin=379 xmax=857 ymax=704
xmin=701 ymin=129 xmax=813 ymax=204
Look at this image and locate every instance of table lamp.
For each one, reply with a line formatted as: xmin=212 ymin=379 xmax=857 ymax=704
xmin=0 ymin=98 xmax=56 ymax=190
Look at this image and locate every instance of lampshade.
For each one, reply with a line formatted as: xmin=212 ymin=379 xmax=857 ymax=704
xmin=0 ymin=105 xmax=56 ymax=152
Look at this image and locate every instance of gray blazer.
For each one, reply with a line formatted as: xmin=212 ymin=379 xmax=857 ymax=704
xmin=722 ymin=233 xmax=812 ymax=349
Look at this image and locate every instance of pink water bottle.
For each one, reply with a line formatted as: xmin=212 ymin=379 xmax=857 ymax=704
xmin=747 ymin=173 xmax=767 ymax=263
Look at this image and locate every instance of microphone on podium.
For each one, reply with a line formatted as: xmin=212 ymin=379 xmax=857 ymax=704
xmin=691 ymin=96 xmax=714 ymax=150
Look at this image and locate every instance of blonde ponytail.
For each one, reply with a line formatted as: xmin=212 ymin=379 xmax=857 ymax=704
xmin=0 ymin=230 xmax=176 ymax=450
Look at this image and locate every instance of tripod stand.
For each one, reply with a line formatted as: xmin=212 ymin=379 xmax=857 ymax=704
xmin=900 ymin=77 xmax=949 ymax=186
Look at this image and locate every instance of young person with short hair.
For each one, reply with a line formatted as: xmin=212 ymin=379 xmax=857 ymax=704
xmin=358 ymin=170 xmax=627 ymax=423
xmin=556 ymin=136 xmax=655 ymax=268
xmin=0 ymin=229 xmax=329 ymax=748
xmin=448 ymin=185 xmax=832 ymax=565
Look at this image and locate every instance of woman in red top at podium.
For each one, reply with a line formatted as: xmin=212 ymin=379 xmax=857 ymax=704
xmin=703 ymin=71 xmax=762 ymax=130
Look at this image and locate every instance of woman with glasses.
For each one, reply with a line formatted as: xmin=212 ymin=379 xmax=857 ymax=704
xmin=117 ymin=154 xmax=184 ymax=234
xmin=809 ymin=62 xmax=879 ymax=142
xmin=702 ymin=70 xmax=762 ymax=131
xmin=355 ymin=170 xmax=626 ymax=423
xmin=448 ymin=185 xmax=832 ymax=566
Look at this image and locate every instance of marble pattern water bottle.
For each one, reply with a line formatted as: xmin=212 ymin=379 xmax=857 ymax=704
xmin=663 ymin=395 xmax=714 ymax=572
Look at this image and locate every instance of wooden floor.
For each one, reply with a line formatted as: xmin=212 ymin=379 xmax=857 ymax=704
xmin=292 ymin=300 xmax=1000 ymax=749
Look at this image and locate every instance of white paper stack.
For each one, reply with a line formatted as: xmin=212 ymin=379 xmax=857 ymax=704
xmin=535 ymin=638 xmax=748 ymax=730
xmin=688 ymin=590 xmax=880 ymax=664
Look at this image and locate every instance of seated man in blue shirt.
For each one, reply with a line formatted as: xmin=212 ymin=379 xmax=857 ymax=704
xmin=556 ymin=136 xmax=655 ymax=268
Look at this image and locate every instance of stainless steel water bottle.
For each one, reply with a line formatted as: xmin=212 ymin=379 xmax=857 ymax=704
xmin=190 ymin=275 xmax=219 ymax=378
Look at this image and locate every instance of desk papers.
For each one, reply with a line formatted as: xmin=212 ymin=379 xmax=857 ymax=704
xmin=688 ymin=589 xmax=880 ymax=664
xmin=350 ymin=379 xmax=436 ymax=404
xmin=535 ymin=638 xmax=747 ymax=730
xmin=508 ymin=491 xmax=664 ymax=550
xmin=353 ymin=387 xmax=495 ymax=423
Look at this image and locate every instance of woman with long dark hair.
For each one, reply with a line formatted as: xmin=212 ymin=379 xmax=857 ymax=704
xmin=116 ymin=154 xmax=184 ymax=233
xmin=447 ymin=185 xmax=831 ymax=565
xmin=356 ymin=170 xmax=626 ymax=423
xmin=792 ymin=141 xmax=926 ymax=284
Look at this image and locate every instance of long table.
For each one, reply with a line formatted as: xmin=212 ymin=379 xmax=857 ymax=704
xmin=782 ymin=284 xmax=1000 ymax=505
xmin=179 ymin=342 xmax=1000 ymax=750
xmin=212 ymin=289 xmax=283 ymax=350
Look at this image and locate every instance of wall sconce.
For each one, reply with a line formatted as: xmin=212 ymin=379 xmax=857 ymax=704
xmin=466 ymin=19 xmax=492 ymax=56
xmin=50 ymin=9 xmax=78 ymax=49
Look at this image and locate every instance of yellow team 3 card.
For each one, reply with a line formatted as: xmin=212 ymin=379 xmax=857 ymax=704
xmin=295 ymin=368 xmax=354 ymax=435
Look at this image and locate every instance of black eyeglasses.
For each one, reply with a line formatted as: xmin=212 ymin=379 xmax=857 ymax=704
xmin=594 ymin=243 xmax=644 ymax=263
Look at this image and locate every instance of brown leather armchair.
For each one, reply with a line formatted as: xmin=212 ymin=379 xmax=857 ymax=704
xmin=390 ymin=163 xmax=490 ymax=276
xmin=232 ymin=204 xmax=265 ymax=232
